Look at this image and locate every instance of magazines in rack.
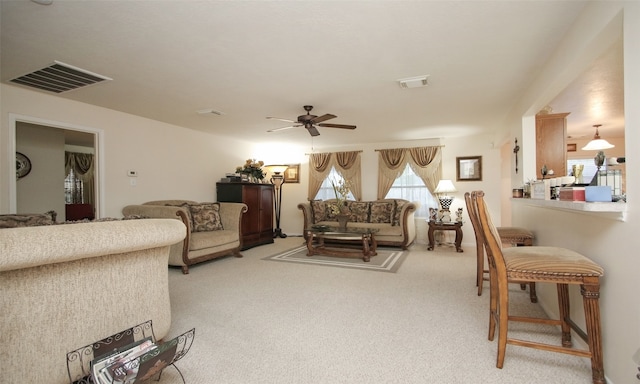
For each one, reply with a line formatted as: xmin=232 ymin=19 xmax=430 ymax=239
xmin=89 ymin=328 xmax=195 ymax=384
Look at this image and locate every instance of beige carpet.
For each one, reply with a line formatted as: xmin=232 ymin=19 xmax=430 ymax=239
xmin=262 ymin=245 xmax=408 ymax=273
xmin=159 ymin=237 xmax=595 ymax=384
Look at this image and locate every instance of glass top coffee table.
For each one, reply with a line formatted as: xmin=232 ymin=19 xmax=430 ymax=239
xmin=305 ymin=226 xmax=378 ymax=262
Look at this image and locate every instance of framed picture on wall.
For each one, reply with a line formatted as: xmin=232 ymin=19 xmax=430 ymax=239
xmin=284 ymin=164 xmax=300 ymax=183
xmin=456 ymin=156 xmax=482 ymax=181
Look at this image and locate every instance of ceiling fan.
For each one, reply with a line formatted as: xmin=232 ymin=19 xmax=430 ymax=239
xmin=266 ymin=105 xmax=356 ymax=137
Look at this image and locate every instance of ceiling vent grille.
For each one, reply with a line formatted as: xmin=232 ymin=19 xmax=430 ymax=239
xmin=9 ymin=61 xmax=112 ymax=93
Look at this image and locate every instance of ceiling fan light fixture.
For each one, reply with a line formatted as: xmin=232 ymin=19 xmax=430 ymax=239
xmin=398 ymin=75 xmax=429 ymax=89
xmin=581 ymin=124 xmax=615 ymax=150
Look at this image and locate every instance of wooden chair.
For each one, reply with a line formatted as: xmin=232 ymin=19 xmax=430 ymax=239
xmin=472 ymin=191 xmax=605 ymax=384
xmin=464 ymin=192 xmax=535 ymax=299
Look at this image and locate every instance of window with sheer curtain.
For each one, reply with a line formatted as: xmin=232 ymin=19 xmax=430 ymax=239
xmin=313 ymin=167 xmax=356 ymax=201
xmin=385 ymin=163 xmax=437 ymax=218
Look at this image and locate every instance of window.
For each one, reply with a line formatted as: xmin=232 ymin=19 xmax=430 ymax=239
xmin=384 ymin=164 xmax=437 ymax=217
xmin=314 ymin=167 xmax=355 ymax=201
xmin=64 ymin=169 xmax=84 ymax=204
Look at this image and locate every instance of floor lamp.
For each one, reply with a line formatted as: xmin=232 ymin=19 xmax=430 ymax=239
xmin=267 ymin=165 xmax=288 ymax=238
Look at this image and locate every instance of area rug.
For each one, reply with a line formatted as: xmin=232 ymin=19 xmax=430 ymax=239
xmin=262 ymin=245 xmax=408 ymax=273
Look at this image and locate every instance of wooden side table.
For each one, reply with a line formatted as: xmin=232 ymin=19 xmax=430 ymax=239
xmin=427 ymin=220 xmax=463 ymax=252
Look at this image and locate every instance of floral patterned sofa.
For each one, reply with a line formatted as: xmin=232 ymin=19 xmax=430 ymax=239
xmin=298 ymin=198 xmax=418 ymax=249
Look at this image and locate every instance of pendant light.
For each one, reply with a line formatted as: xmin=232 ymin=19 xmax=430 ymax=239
xmin=581 ymin=124 xmax=615 ymax=151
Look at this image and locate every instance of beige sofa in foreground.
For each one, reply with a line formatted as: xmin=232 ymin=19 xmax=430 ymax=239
xmin=123 ymin=200 xmax=247 ymax=274
xmin=298 ymin=198 xmax=418 ymax=249
xmin=0 ymin=219 xmax=185 ymax=384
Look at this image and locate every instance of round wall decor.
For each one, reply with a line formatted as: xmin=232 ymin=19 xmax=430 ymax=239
xmin=16 ymin=152 xmax=32 ymax=179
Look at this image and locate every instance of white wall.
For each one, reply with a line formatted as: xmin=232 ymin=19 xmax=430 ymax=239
xmin=504 ymin=3 xmax=638 ymax=383
xmin=16 ymin=123 xmax=66 ymax=216
xmin=0 ymin=84 xmax=255 ymax=217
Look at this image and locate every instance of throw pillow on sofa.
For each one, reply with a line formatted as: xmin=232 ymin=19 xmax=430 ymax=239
xmin=309 ymin=200 xmax=327 ymax=223
xmin=347 ymin=201 xmax=370 ymax=223
xmin=369 ymin=202 xmax=393 ymax=223
xmin=189 ymin=203 xmax=224 ymax=232
xmin=392 ymin=200 xmax=408 ymax=226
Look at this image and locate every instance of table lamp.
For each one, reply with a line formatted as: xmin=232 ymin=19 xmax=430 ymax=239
xmin=434 ymin=179 xmax=457 ymax=222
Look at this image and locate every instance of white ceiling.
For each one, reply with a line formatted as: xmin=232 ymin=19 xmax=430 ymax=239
xmin=0 ymin=1 xmax=624 ymax=148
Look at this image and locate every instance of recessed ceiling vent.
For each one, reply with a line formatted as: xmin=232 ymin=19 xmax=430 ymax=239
xmin=398 ymin=75 xmax=429 ymax=89
xmin=9 ymin=61 xmax=112 ymax=93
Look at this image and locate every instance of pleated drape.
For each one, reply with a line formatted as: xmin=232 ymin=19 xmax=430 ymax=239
xmin=377 ymin=146 xmax=441 ymax=199
xmin=308 ymin=151 xmax=362 ymax=200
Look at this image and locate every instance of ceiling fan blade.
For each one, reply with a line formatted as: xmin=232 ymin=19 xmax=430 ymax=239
xmin=318 ymin=123 xmax=357 ymax=130
xmin=267 ymin=125 xmax=301 ymax=133
xmin=311 ymin=114 xmax=336 ymax=124
xmin=266 ymin=117 xmax=297 ymax=123
xmin=306 ymin=126 xmax=320 ymax=136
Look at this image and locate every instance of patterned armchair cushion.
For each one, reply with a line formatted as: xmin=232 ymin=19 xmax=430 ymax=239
xmin=347 ymin=201 xmax=370 ymax=223
xmin=188 ymin=203 xmax=224 ymax=232
xmin=369 ymin=202 xmax=393 ymax=223
xmin=0 ymin=211 xmax=57 ymax=228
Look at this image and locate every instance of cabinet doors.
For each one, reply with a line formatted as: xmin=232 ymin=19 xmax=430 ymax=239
xmin=536 ymin=112 xmax=569 ymax=179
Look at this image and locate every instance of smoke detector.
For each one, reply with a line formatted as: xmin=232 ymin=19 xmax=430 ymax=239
xmin=398 ymin=75 xmax=429 ymax=89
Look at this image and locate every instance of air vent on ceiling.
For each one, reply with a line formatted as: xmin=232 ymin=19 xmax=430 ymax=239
xmin=9 ymin=61 xmax=112 ymax=93
xmin=398 ymin=75 xmax=429 ymax=89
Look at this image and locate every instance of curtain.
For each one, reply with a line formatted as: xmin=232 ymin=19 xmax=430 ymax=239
xmin=377 ymin=148 xmax=407 ymax=199
xmin=377 ymin=146 xmax=442 ymax=199
xmin=65 ymin=152 xmax=95 ymax=205
xmin=334 ymin=151 xmax=362 ymax=200
xmin=308 ymin=151 xmax=362 ymax=200
xmin=308 ymin=153 xmax=333 ymax=199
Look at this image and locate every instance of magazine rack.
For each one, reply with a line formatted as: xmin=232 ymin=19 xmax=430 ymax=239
xmin=66 ymin=320 xmax=195 ymax=384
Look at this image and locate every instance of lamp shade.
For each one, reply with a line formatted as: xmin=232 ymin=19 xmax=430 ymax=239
xmin=266 ymin=165 xmax=288 ymax=175
xmin=434 ymin=180 xmax=457 ymax=195
xmin=581 ymin=125 xmax=614 ymax=151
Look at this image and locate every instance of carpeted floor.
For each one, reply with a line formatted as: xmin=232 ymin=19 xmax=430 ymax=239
xmin=160 ymin=236 xmax=594 ymax=384
xmin=262 ymin=245 xmax=408 ymax=273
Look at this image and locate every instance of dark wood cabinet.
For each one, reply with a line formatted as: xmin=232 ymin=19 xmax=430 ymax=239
xmin=217 ymin=182 xmax=274 ymax=250
xmin=536 ymin=112 xmax=569 ymax=179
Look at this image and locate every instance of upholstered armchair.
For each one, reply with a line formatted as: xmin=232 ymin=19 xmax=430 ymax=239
xmin=122 ymin=200 xmax=247 ymax=273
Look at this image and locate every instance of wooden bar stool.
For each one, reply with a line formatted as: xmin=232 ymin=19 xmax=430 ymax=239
xmin=464 ymin=192 xmax=536 ymax=300
xmin=472 ymin=191 xmax=605 ymax=384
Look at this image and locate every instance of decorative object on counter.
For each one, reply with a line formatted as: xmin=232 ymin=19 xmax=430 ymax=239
xmin=267 ymin=164 xmax=289 ymax=238
xmin=530 ymin=180 xmax=550 ymax=200
xmin=582 ymin=124 xmax=615 ymax=151
xmin=434 ymin=179 xmax=457 ymax=222
xmin=513 ymin=138 xmax=520 ymax=174
xmin=236 ymin=158 xmax=265 ymax=183
xmin=512 ymin=189 xmax=524 ymax=198
xmin=594 ymin=150 xmax=606 ymax=172
xmin=540 ymin=164 xmax=548 ymax=179
xmin=572 ymin=164 xmax=584 ymax=184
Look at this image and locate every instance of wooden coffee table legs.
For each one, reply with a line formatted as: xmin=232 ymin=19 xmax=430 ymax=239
xmin=305 ymin=231 xmax=377 ymax=262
